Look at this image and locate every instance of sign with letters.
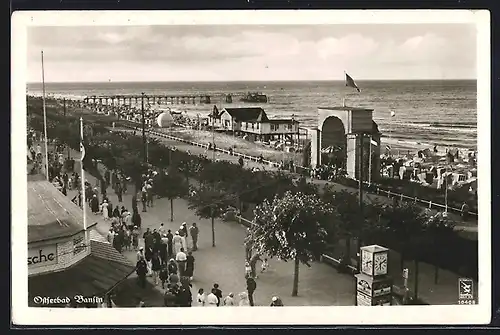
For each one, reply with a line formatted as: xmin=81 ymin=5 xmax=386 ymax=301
xmin=28 ymin=244 xmax=58 ymax=268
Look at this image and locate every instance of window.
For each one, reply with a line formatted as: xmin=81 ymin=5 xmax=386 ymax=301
xmin=271 ymin=124 xmax=280 ymax=131
xmin=256 ymin=123 xmax=259 ymax=129
xmin=73 ymin=235 xmax=85 ymax=255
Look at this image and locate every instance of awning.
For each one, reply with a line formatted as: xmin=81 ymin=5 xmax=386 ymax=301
xmin=28 ymin=240 xmax=136 ymax=307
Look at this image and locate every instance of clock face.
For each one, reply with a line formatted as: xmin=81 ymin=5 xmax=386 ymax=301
xmin=373 ymin=252 xmax=388 ymax=276
xmin=361 ymin=250 xmax=373 ymax=275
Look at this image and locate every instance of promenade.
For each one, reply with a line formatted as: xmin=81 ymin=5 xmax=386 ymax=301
xmin=68 ymin=160 xmax=355 ymax=306
xmin=62 ymin=144 xmax=476 ymax=306
xmin=116 ymin=126 xmax=478 ymax=236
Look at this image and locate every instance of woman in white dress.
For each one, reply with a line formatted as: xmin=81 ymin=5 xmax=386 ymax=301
xmin=101 ymin=200 xmax=109 ymax=220
xmin=172 ymin=231 xmax=183 ymax=255
xmin=196 ymin=288 xmax=206 ymax=307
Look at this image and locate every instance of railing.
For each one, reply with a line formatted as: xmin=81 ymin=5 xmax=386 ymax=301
xmin=371 ymin=185 xmax=478 ymax=217
xmin=119 ymin=122 xmax=478 ymax=219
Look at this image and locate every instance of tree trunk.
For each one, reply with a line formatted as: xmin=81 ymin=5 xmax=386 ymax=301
xmin=434 ymin=265 xmax=439 ymax=284
xmin=292 ymin=257 xmax=300 ymax=296
xmin=170 ymin=198 xmax=174 ymax=222
xmin=211 ymin=215 xmax=216 ymax=247
xmin=345 ymin=237 xmax=351 ymax=264
xmin=414 ymin=259 xmax=419 ymax=301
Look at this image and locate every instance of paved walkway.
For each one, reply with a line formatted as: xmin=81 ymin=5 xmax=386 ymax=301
xmin=64 ymin=149 xmax=355 ymax=306
xmin=116 ymin=126 xmax=477 ymax=236
xmin=65 ymin=144 xmax=478 ymax=306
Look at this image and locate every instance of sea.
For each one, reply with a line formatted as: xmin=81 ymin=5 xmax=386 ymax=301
xmin=27 ymin=80 xmax=477 ymax=151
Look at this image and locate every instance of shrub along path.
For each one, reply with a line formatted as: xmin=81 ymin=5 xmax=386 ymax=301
xmin=115 ymin=126 xmax=478 ymax=237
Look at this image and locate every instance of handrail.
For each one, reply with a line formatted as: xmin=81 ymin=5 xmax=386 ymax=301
xmin=120 ymin=121 xmax=477 ymax=218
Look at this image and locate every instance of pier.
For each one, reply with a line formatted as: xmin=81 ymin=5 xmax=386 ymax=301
xmin=83 ymin=94 xmax=212 ymax=106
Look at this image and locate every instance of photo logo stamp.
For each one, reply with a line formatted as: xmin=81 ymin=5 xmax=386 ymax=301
xmin=458 ymin=278 xmax=475 ymax=304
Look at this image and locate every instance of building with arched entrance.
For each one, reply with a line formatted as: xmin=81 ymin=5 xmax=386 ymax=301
xmin=309 ymin=106 xmax=381 ymax=182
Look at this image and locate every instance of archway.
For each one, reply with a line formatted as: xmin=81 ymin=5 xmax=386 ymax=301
xmin=321 ymin=116 xmax=347 ymax=169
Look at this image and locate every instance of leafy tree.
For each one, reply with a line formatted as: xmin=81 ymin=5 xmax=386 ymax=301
xmin=154 ymin=168 xmax=189 ymax=222
xmin=321 ymin=187 xmax=360 ymax=264
xmin=249 ymin=191 xmax=337 ymax=296
xmin=380 ymin=202 xmax=428 ymax=270
xmin=176 ymin=158 xmax=203 ymax=184
xmin=187 ymin=182 xmax=231 ymax=247
xmin=422 ymin=212 xmax=458 ymax=284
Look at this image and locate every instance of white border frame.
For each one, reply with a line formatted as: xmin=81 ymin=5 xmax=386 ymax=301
xmin=11 ymin=9 xmax=491 ymax=325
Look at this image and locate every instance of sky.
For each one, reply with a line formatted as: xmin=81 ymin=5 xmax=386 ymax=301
xmin=27 ymin=24 xmax=477 ymax=82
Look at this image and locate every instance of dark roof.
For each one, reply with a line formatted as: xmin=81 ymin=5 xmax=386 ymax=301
xmin=221 ymin=107 xmax=269 ymax=122
xmin=318 ymin=106 xmax=374 ymax=112
xmin=28 ymin=242 xmax=135 ymax=306
xmin=28 ymin=181 xmax=88 ymax=243
xmin=89 ymin=240 xmax=132 ymax=267
xmin=265 ymin=119 xmax=300 ymax=124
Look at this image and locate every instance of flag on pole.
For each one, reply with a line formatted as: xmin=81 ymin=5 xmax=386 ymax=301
xmin=80 ymin=138 xmax=86 ymax=162
xmin=345 ymin=72 xmax=360 ymax=92
xmin=370 ymin=139 xmax=378 ymax=146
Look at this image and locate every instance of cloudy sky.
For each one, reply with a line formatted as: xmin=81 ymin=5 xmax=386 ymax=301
xmin=27 ymin=24 xmax=476 ymax=82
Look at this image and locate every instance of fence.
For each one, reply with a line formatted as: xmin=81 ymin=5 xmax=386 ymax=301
xmin=119 ymin=121 xmax=478 ymax=219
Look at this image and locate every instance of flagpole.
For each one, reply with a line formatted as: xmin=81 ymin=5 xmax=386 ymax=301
xmin=80 ymin=117 xmax=88 ymax=237
xmin=41 ymin=51 xmax=49 ymax=181
xmin=369 ymin=135 xmax=372 ymax=185
xmin=343 ymin=71 xmax=347 ymax=107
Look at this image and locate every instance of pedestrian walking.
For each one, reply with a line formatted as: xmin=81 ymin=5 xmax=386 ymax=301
xmin=131 ymin=211 xmax=142 ymax=229
xmin=176 ymin=248 xmax=187 ymax=277
xmin=246 ymin=276 xmax=257 ymax=306
xmin=196 ymin=288 xmax=207 ymax=306
xmin=185 ymin=251 xmax=195 ymax=281
xmin=159 ymin=263 xmax=169 ymax=289
xmin=167 ymin=258 xmax=178 ymax=277
xmin=116 ymin=182 xmax=123 ymax=203
xmin=136 ymin=247 xmax=144 ymax=262
xmin=166 ymin=229 xmax=174 ymax=258
xmin=207 ymin=289 xmax=218 ymax=307
xmin=151 ymin=252 xmax=162 ymax=285
xmin=213 ymin=283 xmax=222 ymax=307
xmin=238 ymin=292 xmax=250 ymax=306
xmin=132 ymin=226 xmax=140 ymax=251
xmin=136 ymin=259 xmax=148 ymax=289
xmin=223 ymin=293 xmax=235 ymax=306
xmin=141 ymin=185 xmax=147 ymax=212
xmin=172 ymin=231 xmax=183 ymax=255
xmin=189 ymin=223 xmax=199 ymax=251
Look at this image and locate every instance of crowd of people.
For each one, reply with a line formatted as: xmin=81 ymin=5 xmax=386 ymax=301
xmin=27 ymin=127 xmax=286 ymax=308
xmin=309 ymin=164 xmax=347 ymax=181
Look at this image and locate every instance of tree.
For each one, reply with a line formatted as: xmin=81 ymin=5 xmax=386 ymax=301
xmin=249 ymin=191 xmax=337 ymax=296
xmin=320 ymin=187 xmax=360 ymax=265
xmin=176 ymin=158 xmax=203 ymax=184
xmin=380 ymin=202 xmax=428 ymax=270
xmin=422 ymin=212 xmax=458 ymax=284
xmin=154 ymin=168 xmax=190 ymax=222
xmin=187 ymin=182 xmax=231 ymax=247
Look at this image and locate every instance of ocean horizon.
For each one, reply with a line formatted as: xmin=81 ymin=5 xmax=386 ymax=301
xmin=27 ymin=79 xmax=477 ymax=151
